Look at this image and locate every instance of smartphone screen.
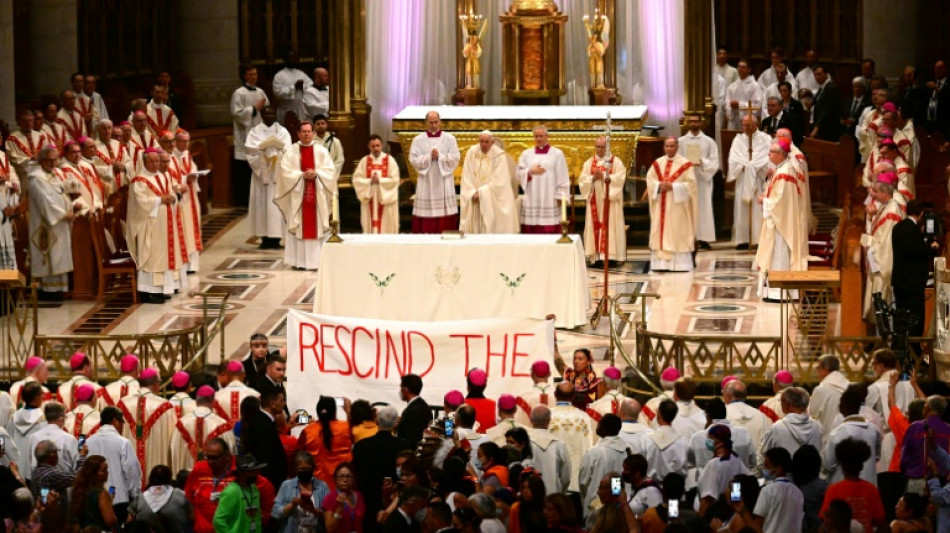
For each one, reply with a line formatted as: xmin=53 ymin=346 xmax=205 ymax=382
xmin=40 ymin=487 xmax=49 ymax=504
xmin=730 ymin=481 xmax=742 ymax=502
xmin=78 ymin=435 xmax=86 ymax=451
xmin=108 ymin=486 xmax=116 ymax=499
xmin=610 ymin=476 xmax=622 ymax=496
xmin=299 ymin=414 xmax=310 ymax=424
xmin=927 ymin=219 xmax=935 ymax=233
xmin=444 ymin=418 xmax=455 ymax=437
xmin=668 ymin=499 xmax=679 ymax=518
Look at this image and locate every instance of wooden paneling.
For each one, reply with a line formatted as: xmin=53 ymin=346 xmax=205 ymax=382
xmin=239 ymin=0 xmax=331 ymax=67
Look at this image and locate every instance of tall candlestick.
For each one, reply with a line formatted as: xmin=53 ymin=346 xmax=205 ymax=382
xmin=560 ymin=193 xmax=567 ymax=223
xmin=332 ymin=193 xmax=340 ymax=223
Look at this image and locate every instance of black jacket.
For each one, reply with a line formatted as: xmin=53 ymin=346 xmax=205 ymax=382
xmin=352 ymin=431 xmax=413 ymax=529
xmin=242 ymin=409 xmax=288 ymax=489
xmin=842 ymin=95 xmax=871 ymax=136
xmin=381 ymin=509 xmax=420 ymax=533
xmin=813 ymin=82 xmax=842 ymax=141
xmin=396 ymin=397 xmax=431 ymax=445
xmin=761 ymin=112 xmax=791 ymax=137
xmin=891 ymin=218 xmax=931 ymax=294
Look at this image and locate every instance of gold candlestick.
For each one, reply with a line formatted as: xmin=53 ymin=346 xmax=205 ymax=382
xmin=557 ymin=220 xmax=572 ymax=243
xmin=327 ymin=220 xmax=343 ymax=243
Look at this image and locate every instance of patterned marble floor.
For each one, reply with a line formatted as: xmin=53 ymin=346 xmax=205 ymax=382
xmin=37 ymin=213 xmax=840 ymax=367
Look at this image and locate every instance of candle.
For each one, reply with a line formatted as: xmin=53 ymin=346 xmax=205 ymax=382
xmin=332 ymin=193 xmax=340 ymax=223
xmin=560 ymin=193 xmax=567 ymax=223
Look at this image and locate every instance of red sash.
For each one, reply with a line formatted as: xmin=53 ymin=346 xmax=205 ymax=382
xmin=651 ymin=158 xmax=693 ymax=248
xmin=176 ymin=416 xmax=231 ymax=461
xmin=759 ymin=404 xmax=780 ymax=423
xmin=641 ymin=404 xmax=656 ymax=422
xmin=588 ymin=157 xmax=614 ymax=255
xmin=44 ymin=125 xmax=65 ymax=152
xmin=119 ymin=396 xmax=174 ymax=485
xmin=57 ymin=111 xmax=84 ymax=140
xmin=176 ymin=153 xmax=203 ymax=251
xmin=147 ymin=106 xmax=175 ymax=135
xmin=0 ymin=155 xmax=8 ymax=180
xmin=366 ymin=155 xmax=389 ymax=232
xmin=77 ymin=95 xmax=93 ymax=117
xmin=72 ymin=411 xmax=85 ymax=437
xmin=8 ymin=132 xmax=40 ymax=159
xmin=299 ymin=145 xmax=318 ymax=240
xmin=766 ymin=172 xmax=801 ymax=197
xmin=131 ymin=173 xmax=188 ymax=269
xmin=872 ymin=212 xmax=903 ymax=235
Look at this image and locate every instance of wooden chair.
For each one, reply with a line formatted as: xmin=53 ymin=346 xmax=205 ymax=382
xmin=89 ymin=215 xmax=137 ymax=304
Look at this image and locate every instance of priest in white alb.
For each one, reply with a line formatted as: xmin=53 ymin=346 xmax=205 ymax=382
xmin=127 ymin=148 xmax=189 ymax=304
xmin=313 ymin=114 xmax=344 ymax=212
xmin=862 ymin=171 xmax=904 ymax=317
xmin=29 ymin=146 xmax=73 ymax=298
xmin=517 ymin=125 xmax=570 ymax=234
xmin=5 ymin=109 xmax=48 ymax=178
xmin=756 ymin=139 xmax=808 ymax=301
xmin=145 ymin=85 xmax=178 ymax=137
xmin=246 ymin=105 xmax=291 ymax=248
xmin=117 ymin=368 xmax=175 ymax=484
xmin=352 ymin=134 xmax=400 ymax=234
xmin=170 ymin=385 xmax=234 ymax=474
xmin=275 ymin=120 xmax=337 ymax=270
xmin=646 ymin=137 xmax=697 ymax=272
xmin=725 ymin=60 xmax=765 ymax=129
xmin=727 ymin=115 xmax=772 ymax=249
xmin=579 ymin=135 xmax=626 ymax=264
xmin=409 ymin=111 xmax=461 ymax=233
xmin=231 ymin=65 xmax=269 ymax=207
xmin=460 ymin=131 xmax=519 ymax=234
xmin=678 ymin=115 xmax=720 ymax=249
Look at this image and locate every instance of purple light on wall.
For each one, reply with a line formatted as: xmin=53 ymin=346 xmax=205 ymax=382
xmin=638 ymin=0 xmax=684 ymax=132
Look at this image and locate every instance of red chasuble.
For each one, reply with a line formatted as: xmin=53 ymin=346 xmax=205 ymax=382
xmin=299 ymin=145 xmax=318 ymax=240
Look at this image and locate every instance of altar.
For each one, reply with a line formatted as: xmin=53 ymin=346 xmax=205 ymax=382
xmin=391 ymin=105 xmax=648 ymax=182
xmin=313 ymin=234 xmax=590 ymax=328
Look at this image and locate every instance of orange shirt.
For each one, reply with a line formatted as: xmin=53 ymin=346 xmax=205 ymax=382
xmin=465 ymin=397 xmax=497 ymax=431
xmin=821 ymin=479 xmax=884 ymax=533
xmin=296 ymin=420 xmax=354 ymax=485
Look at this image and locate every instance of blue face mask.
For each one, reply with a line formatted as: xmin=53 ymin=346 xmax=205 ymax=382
xmin=704 ymin=438 xmax=716 ymax=451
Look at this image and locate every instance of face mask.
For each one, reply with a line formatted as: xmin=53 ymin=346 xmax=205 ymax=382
xmin=297 ymin=470 xmax=313 ymax=483
xmin=704 ymin=438 xmax=716 ymax=451
xmin=414 ymin=507 xmax=427 ymax=523
xmin=762 ymin=468 xmax=775 ymax=481
xmin=395 ymin=467 xmax=402 ymax=479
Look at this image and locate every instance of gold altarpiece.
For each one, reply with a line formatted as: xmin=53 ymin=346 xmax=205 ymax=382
xmin=499 ymin=0 xmax=567 ymax=105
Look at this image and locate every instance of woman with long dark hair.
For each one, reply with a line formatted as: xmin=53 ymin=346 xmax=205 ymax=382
xmin=235 ymin=395 xmax=261 ymax=455
xmin=70 ymin=455 xmax=117 ymax=532
xmin=296 ymin=396 xmax=353 ymax=485
xmin=508 ymin=472 xmax=547 ymax=533
xmin=561 ymin=349 xmax=603 ymax=407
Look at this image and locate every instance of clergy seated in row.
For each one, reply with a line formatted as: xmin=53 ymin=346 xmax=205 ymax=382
xmin=579 ymin=135 xmax=626 ymax=266
xmin=127 ymin=149 xmax=190 ymax=304
xmin=246 ymin=105 xmax=292 ymax=248
xmin=755 ymin=139 xmax=809 ymax=302
xmin=409 ymin=111 xmax=460 ymax=233
xmin=5 ymin=108 xmax=49 ymax=178
xmin=352 ymin=134 xmax=400 ymax=234
xmin=678 ymin=115 xmax=720 ymax=250
xmin=460 ymin=131 xmax=519 ymax=235
xmin=646 ymin=137 xmax=697 ymax=272
xmin=29 ymin=145 xmax=73 ymax=301
xmin=0 ymin=143 xmax=18 ymax=272
xmin=275 ymin=120 xmax=337 ymax=270
xmin=862 ymin=171 xmax=904 ymax=320
xmin=517 ymin=125 xmax=570 ymax=234
xmin=724 ymin=59 xmax=764 ymax=130
xmin=728 ymin=115 xmax=772 ymax=250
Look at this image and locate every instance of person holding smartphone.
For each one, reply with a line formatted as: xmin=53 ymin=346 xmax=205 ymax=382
xmin=733 ymin=448 xmax=804 ymax=533
xmin=585 ymin=472 xmax=639 ymax=533
xmin=30 ymin=438 xmax=87 ymax=511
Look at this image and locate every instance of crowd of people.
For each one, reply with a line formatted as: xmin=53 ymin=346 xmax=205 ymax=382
xmin=0 ymin=340 xmax=948 ymax=533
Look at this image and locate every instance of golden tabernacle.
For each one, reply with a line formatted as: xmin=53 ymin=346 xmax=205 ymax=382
xmin=499 ymin=0 xmax=568 ymax=105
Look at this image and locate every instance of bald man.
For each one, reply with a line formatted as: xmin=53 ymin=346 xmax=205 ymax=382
xmin=646 ymin=137 xmax=697 ymax=271
xmin=579 ymin=136 xmax=627 ymax=264
xmin=727 ymin=115 xmax=772 ymax=249
xmin=460 ymin=131 xmax=518 ymax=234
xmin=303 ymin=67 xmax=330 ymax=119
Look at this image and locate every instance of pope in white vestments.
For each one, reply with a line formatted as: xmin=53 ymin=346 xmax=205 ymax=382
xmin=275 ymin=121 xmax=337 ymax=270
xmin=460 ymin=131 xmax=519 ymax=234
xmin=725 ymin=62 xmax=765 ymax=129
xmin=272 ymin=52 xmax=313 ymax=122
xmin=117 ymin=371 xmax=176 ymax=487
xmin=579 ymin=136 xmax=626 ymax=262
xmin=517 ymin=125 xmax=570 ymax=234
xmin=727 ymin=117 xmax=772 ymax=248
xmin=646 ymin=138 xmax=697 ymax=272
xmin=756 ymin=140 xmax=808 ymax=300
xmin=29 ymin=147 xmax=73 ymax=295
xmin=678 ymin=117 xmax=720 ymax=247
xmin=246 ymin=106 xmax=292 ymax=246
xmin=352 ymin=136 xmax=400 ymax=234
xmin=409 ymin=111 xmax=461 ymax=233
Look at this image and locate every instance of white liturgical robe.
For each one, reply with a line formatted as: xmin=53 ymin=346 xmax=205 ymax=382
xmin=64 ymin=403 xmax=101 ymax=439
xmin=246 ymin=122 xmax=292 ymax=239
xmin=231 ymin=84 xmax=269 ymax=161
xmin=646 ymin=155 xmax=697 ymax=271
xmin=168 ymin=392 xmax=197 ymax=420
xmin=641 ymin=425 xmax=689 ymax=482
xmin=526 ymin=428 xmax=572 ymax=495
xmin=145 ymin=101 xmax=178 ymax=137
xmin=756 ymin=158 xmax=808 ymax=300
xmin=57 ymin=108 xmax=87 ymax=142
xmin=5 ymin=130 xmax=48 ymax=177
xmin=514 ymin=383 xmax=553 ymax=426
xmin=28 ymin=166 xmax=72 ymax=292
xmin=118 ymin=390 xmax=176 ymax=486
xmin=213 ymin=381 xmax=260 ymax=423
xmin=95 ymin=139 xmax=129 ymax=191
xmin=808 ymin=371 xmax=851 ymax=444
xmin=170 ymin=406 xmax=234 ymax=474
xmin=102 ymin=376 xmax=140 ymax=407
xmin=127 ymin=169 xmax=188 ymax=293
xmin=517 ymin=146 xmax=570 ymax=227
xmin=302 ymin=86 xmax=329 ymax=119
xmin=579 ymin=154 xmax=626 ymax=261
xmin=42 ymin=123 xmax=66 ymax=153
xmin=548 ymin=403 xmax=596 ymax=492
xmin=861 ymin=197 xmax=903 ymax=315
xmin=726 ymin=401 xmax=772 ymax=454
xmin=275 ymin=142 xmax=337 ymax=269
xmin=409 ymin=131 xmax=461 ymax=218
xmin=172 ymin=149 xmax=203 ymax=269
xmin=727 ymin=131 xmax=772 ymax=246
xmin=725 ymin=76 xmax=765 ymax=129
xmin=678 ymin=131 xmax=720 ymax=243
xmin=272 ymin=67 xmax=313 ymax=121
xmin=352 ymin=153 xmax=400 ymax=234
xmin=460 ymin=144 xmax=519 ymax=234
xmin=58 ymin=375 xmax=102 ymax=411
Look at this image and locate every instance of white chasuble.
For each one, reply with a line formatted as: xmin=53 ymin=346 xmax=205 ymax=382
xmin=352 ymin=153 xmax=400 ymax=234
xmin=460 ymin=144 xmax=519 ymax=234
xmin=756 ymin=159 xmax=808 ymax=299
xmin=275 ymin=142 xmax=337 ymax=269
xmin=127 ymin=170 xmax=188 ymax=292
xmin=646 ymin=155 xmax=697 ymax=271
xmin=578 ymin=155 xmax=626 ymax=261
xmin=170 ymin=407 xmax=235 ymax=474
xmin=231 ymin=84 xmax=269 ymax=161
xmin=862 ymin=198 xmax=903 ymax=316
xmin=118 ymin=391 xmax=176 ymax=487
xmin=28 ymin=167 xmax=73 ymax=288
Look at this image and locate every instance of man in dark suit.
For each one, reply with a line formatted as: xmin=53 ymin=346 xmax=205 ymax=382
xmin=899 ymin=66 xmax=926 ymax=125
xmin=353 ymin=405 xmax=413 ymax=532
xmin=381 ymin=485 xmax=429 ymax=533
xmin=243 ymin=333 xmax=277 ymax=392
xmin=810 ymin=65 xmax=842 ymax=141
xmin=422 ymin=502 xmax=460 ymax=533
xmin=761 ymin=97 xmax=791 ymax=137
xmin=924 ymin=60 xmax=950 ymax=135
xmin=841 ymin=76 xmax=871 ymax=138
xmin=396 ymin=373 xmax=431 ymax=445
xmin=892 ymin=200 xmax=938 ymax=337
xmin=258 ymin=354 xmax=291 ymax=418
xmin=778 ymin=82 xmax=806 ymax=145
xmin=242 ymin=388 xmax=289 ymax=489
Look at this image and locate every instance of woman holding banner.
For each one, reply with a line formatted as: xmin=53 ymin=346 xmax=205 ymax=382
xmin=561 ymin=349 xmax=604 ymax=409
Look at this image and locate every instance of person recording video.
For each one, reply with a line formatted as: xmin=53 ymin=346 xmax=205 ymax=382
xmin=891 ymin=199 xmax=940 ymax=337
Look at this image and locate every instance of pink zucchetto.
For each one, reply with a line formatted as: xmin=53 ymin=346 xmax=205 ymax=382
xmin=75 ymin=384 xmax=96 ymax=402
xmin=775 ymin=370 xmax=794 ymax=384
xmin=69 ymin=352 xmax=88 ymax=370
xmin=775 ymin=138 xmax=792 ymax=154
xmin=226 ymin=360 xmax=244 ymax=373
xmin=660 ymin=367 xmax=680 ymax=384
xmin=196 ymin=385 xmax=216 ymax=398
xmin=140 ymin=367 xmax=159 ymax=380
xmin=444 ymin=390 xmax=464 ymax=407
xmin=171 ymin=371 xmax=190 ymax=388
xmin=468 ymin=368 xmax=487 ymax=387
xmin=24 ymin=356 xmax=44 ymax=372
xmin=603 ymin=366 xmax=622 ymax=380
xmin=531 ymin=360 xmax=551 ymax=378
xmin=120 ymin=354 xmax=140 ymax=373
xmin=881 ymin=102 xmax=898 ymax=114
xmin=876 ymin=171 xmax=899 ymax=186
xmin=498 ymin=394 xmax=517 ymax=411
xmin=721 ymin=375 xmax=738 ymax=389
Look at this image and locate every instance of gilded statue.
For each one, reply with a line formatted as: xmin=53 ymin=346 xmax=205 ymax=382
xmin=583 ymin=11 xmax=609 ymax=89
xmin=460 ymin=12 xmax=487 ymax=89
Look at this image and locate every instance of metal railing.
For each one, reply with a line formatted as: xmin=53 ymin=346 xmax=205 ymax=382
xmin=0 ymin=284 xmax=38 ymax=383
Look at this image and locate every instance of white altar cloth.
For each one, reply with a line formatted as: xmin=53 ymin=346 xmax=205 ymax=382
xmin=313 ymin=234 xmax=590 ymax=328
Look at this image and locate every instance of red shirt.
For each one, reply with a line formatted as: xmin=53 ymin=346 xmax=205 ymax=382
xmin=820 ymin=479 xmax=884 ymax=533
xmin=184 ymin=460 xmax=276 ymax=533
xmin=465 ymin=398 xmax=497 ymax=432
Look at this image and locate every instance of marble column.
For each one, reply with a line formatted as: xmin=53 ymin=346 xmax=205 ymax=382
xmin=176 ymin=1 xmax=240 ymax=127
xmin=682 ymin=0 xmax=714 ymax=134
xmin=349 ymin=0 xmax=371 ymax=160
xmin=29 ymin=0 xmax=78 ymax=97
xmin=328 ymin=0 xmax=357 ymax=176
xmin=863 ymin=0 xmax=917 ymax=82
xmin=0 ymin=0 xmax=14 ymax=121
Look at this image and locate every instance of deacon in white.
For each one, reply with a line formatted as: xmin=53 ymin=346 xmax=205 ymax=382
xmin=86 ymin=406 xmax=142 ymax=507
xmin=725 ymin=59 xmax=765 ymax=129
xmin=763 ymin=63 xmax=799 ymax=102
xmin=409 ymin=111 xmax=461 ymax=233
xmin=617 ymin=399 xmax=650 ymax=454
xmin=246 ymin=105 xmax=292 ymax=247
xmin=527 ymin=405 xmax=573 ymax=495
xmin=646 ymin=137 xmax=697 ymax=271
xmin=9 ymin=384 xmax=47 ymax=480
xmin=231 ymin=66 xmax=269 ymax=165
xmin=639 ymin=399 xmax=689 ymax=482
xmin=272 ymin=51 xmax=313 ymax=121
xmin=760 ymin=387 xmax=823 ymax=458
xmin=302 ymin=67 xmax=330 ymax=119
xmin=28 ymin=402 xmax=80 ymax=474
xmin=864 ymin=350 xmax=915 ymax=471
xmin=28 ymin=146 xmax=73 ymax=295
xmin=670 ymin=380 xmax=707 ymax=441
xmin=275 ymin=121 xmax=337 ymax=270
xmin=727 ymin=115 xmax=772 ymax=249
xmin=127 ymin=150 xmax=189 ymax=300
xmin=678 ymin=115 xmax=720 ymax=248
xmin=460 ymin=131 xmax=519 ymax=234
xmin=517 ymin=125 xmax=570 ymax=234
xmin=352 ymin=135 xmax=400 ymax=234
xmin=579 ymin=416 xmax=630 ymax=514
xmin=579 ymin=136 xmax=626 ymax=262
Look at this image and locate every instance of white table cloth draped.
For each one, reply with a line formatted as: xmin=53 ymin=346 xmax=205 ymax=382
xmin=313 ymin=234 xmax=590 ymax=328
